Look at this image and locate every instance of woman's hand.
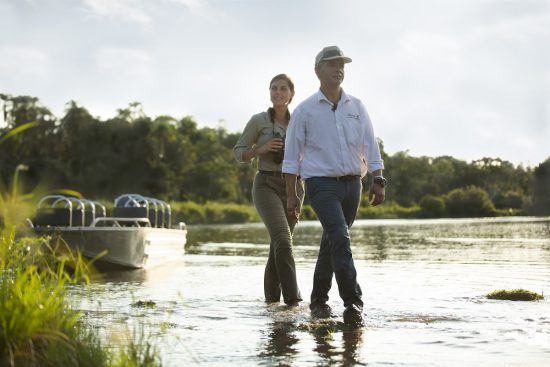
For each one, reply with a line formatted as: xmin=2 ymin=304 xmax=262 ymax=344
xmin=255 ymin=138 xmax=284 ymax=155
xmin=286 ymin=194 xmax=301 ymax=220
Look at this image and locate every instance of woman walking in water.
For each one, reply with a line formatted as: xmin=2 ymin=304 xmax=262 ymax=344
xmin=233 ymin=74 xmax=304 ymax=306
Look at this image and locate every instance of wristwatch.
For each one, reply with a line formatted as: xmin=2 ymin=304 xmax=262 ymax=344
xmin=373 ymin=176 xmax=387 ymax=188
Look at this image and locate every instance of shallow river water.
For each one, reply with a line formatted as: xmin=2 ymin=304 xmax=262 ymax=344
xmin=75 ymin=217 xmax=550 ymax=366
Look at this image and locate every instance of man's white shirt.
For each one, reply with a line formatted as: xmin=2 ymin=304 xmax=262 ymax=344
xmin=282 ymin=89 xmax=384 ymax=179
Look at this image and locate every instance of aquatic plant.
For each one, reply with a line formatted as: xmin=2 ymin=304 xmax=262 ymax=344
xmin=132 ymin=300 xmax=157 ymax=308
xmin=112 ymin=328 xmax=161 ymax=367
xmin=486 ymin=289 xmax=544 ymax=301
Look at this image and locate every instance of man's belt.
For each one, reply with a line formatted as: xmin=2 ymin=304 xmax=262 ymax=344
xmin=320 ymin=175 xmax=360 ymax=181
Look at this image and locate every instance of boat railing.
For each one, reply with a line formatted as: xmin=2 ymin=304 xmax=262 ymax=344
xmin=34 ymin=194 xmax=172 ymax=229
xmin=55 ymin=197 xmax=85 ymax=226
xmin=80 ymin=199 xmax=96 ymax=225
xmin=93 ymin=201 xmax=107 ymax=218
xmin=114 ymin=194 xmax=171 ymax=229
xmin=35 ymin=195 xmax=108 ymax=228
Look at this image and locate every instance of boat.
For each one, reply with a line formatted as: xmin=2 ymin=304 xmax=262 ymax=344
xmin=29 ymin=194 xmax=187 ymax=269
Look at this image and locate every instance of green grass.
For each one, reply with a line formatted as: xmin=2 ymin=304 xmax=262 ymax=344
xmin=0 ymin=228 xmax=105 ymax=366
xmin=487 ymin=289 xmax=544 ymax=301
xmin=112 ymin=328 xmax=161 ymax=367
xmin=170 ymin=200 xmax=259 ymax=224
xmin=0 ymin=228 xmax=163 ymax=367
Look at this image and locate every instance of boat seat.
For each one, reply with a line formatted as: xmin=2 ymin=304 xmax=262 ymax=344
xmin=156 ymin=211 xmax=164 ymax=228
xmin=84 ymin=209 xmax=100 ymax=226
xmin=113 ymin=207 xmax=148 ymax=220
xmin=149 ymin=210 xmax=158 ymax=228
xmin=164 ymin=211 xmax=171 ymax=229
xmin=34 ymin=208 xmax=83 ymax=227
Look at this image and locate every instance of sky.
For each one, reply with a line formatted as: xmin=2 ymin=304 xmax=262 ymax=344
xmin=1 ymin=0 xmax=549 ymax=166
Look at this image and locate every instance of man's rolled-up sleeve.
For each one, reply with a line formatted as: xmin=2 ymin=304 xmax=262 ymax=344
xmin=282 ymin=108 xmax=305 ymax=175
xmin=233 ymin=116 xmax=257 ymax=164
xmin=359 ymin=101 xmax=384 ymax=172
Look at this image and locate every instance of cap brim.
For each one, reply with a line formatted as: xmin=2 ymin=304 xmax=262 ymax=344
xmin=319 ymin=56 xmax=352 ymax=64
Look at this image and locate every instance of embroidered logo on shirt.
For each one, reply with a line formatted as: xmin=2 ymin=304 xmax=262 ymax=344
xmin=347 ymin=113 xmax=360 ymax=120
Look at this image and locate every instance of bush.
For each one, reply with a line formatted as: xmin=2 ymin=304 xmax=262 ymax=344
xmin=170 ymin=201 xmax=206 ymax=224
xmin=493 ymin=191 xmax=523 ymax=210
xmin=530 ymin=158 xmax=550 ymax=215
xmin=444 ymin=186 xmax=496 ymax=217
xmin=205 ymin=202 xmax=258 ymax=224
xmin=170 ymin=201 xmax=258 ymax=224
xmin=357 ymin=202 xmax=421 ymax=219
xmin=419 ymin=194 xmax=446 ymax=218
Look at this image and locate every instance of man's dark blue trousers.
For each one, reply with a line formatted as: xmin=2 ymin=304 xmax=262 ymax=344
xmin=305 ymin=176 xmax=363 ymax=308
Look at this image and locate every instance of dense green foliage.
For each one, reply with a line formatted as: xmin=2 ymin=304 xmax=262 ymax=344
xmin=419 ymin=195 xmax=446 ymax=218
xmin=531 ymin=158 xmax=550 ymax=215
xmin=1 ymin=93 xmax=545 ymax=218
xmin=444 ymin=186 xmax=496 ymax=218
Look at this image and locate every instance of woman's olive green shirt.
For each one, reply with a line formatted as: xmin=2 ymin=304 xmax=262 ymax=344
xmin=233 ymin=110 xmax=288 ymax=172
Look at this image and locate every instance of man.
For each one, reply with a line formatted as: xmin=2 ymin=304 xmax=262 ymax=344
xmin=282 ymin=46 xmax=386 ymax=327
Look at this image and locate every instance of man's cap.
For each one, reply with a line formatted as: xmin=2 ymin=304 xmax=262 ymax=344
xmin=315 ymin=46 xmax=352 ymax=66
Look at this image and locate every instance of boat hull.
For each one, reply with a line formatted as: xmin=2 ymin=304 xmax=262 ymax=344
xmin=35 ymin=227 xmax=187 ymax=269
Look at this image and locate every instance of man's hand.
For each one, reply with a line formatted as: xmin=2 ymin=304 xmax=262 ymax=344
xmin=368 ymin=183 xmax=385 ymax=206
xmin=256 ymin=138 xmax=284 ymax=155
xmin=286 ymin=194 xmax=301 ymax=219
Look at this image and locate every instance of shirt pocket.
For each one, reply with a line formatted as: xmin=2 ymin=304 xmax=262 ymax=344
xmin=344 ymin=117 xmax=363 ymax=148
xmin=256 ymin=126 xmax=274 ymax=146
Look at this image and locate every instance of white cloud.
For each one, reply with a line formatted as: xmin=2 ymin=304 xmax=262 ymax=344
xmin=81 ymin=0 xmax=151 ymax=25
xmin=165 ymin=0 xmax=205 ymax=12
xmin=94 ymin=48 xmax=152 ymax=79
xmin=0 ymin=47 xmax=49 ymax=77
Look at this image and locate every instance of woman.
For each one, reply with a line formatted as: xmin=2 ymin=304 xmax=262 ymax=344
xmin=233 ymin=74 xmax=305 ymax=306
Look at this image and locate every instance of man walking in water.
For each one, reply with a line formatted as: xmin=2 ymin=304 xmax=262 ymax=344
xmin=282 ymin=46 xmax=386 ymax=326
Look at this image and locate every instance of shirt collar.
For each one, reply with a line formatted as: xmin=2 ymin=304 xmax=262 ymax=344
xmin=316 ymin=88 xmax=351 ymax=105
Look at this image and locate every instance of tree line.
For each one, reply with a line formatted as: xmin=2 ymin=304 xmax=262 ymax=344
xmin=1 ymin=93 xmax=549 ymax=217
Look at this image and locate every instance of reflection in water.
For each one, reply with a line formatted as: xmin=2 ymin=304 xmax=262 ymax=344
xmin=311 ymin=325 xmax=365 ymax=366
xmin=260 ymin=321 xmax=298 ymax=365
xmin=261 ymin=317 xmax=365 ymax=366
xmin=189 ymin=217 xmax=550 ymax=264
xmin=371 ymin=226 xmax=388 ymax=261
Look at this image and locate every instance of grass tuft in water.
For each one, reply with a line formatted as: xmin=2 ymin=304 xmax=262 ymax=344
xmin=487 ymin=289 xmax=544 ymax=301
xmin=132 ymin=300 xmax=157 ymax=308
xmin=113 ymin=328 xmax=161 ymax=367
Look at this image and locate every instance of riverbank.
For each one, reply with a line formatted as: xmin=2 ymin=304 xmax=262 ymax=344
xmin=164 ymin=200 xmax=522 ymax=225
